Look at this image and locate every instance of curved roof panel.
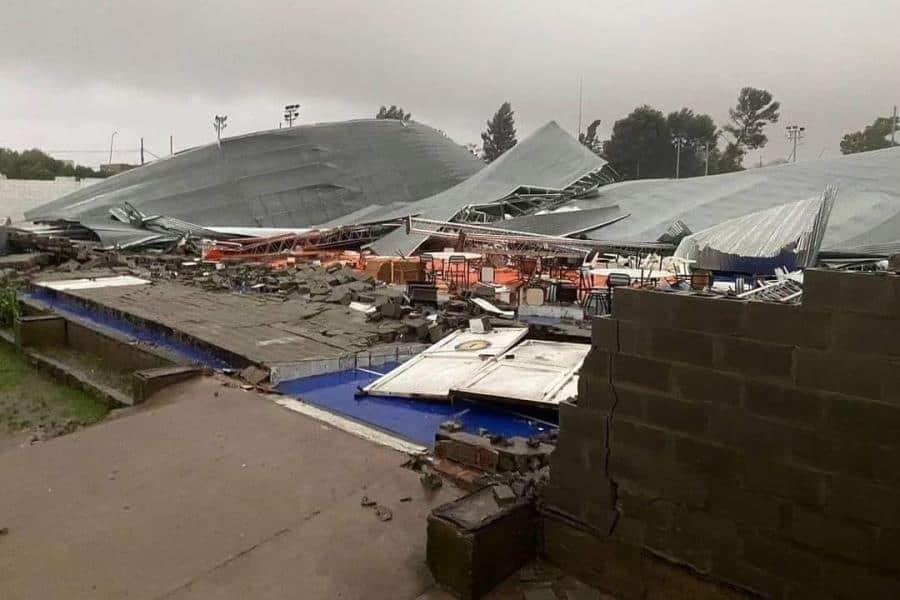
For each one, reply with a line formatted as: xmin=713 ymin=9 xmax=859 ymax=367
xmin=582 ymin=146 xmax=900 ymax=254
xmin=366 ymin=121 xmax=607 ymax=255
xmin=26 ymin=120 xmax=484 ymax=228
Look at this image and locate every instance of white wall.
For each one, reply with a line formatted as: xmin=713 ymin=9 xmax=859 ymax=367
xmin=0 ymin=176 xmax=103 ymax=222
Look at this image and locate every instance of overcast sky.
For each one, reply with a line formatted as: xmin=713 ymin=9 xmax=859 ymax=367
xmin=1 ymin=0 xmax=897 ymax=167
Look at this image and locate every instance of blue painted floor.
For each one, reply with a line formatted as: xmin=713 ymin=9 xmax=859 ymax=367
xmin=277 ymin=364 xmax=558 ymax=447
xmin=23 ymin=289 xmax=237 ymax=370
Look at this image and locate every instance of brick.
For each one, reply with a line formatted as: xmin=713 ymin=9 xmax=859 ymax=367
xmin=744 ymin=380 xmax=824 ymax=425
xmin=708 ymin=405 xmax=798 ymax=458
xmin=644 ymin=525 xmax=715 ymax=573
xmin=609 ymin=383 xmax=651 ymax=420
xmin=672 ymin=435 xmax=741 ymax=480
xmin=577 ymin=371 xmax=615 ymax=411
xmin=677 ymin=510 xmax=740 ymax=552
xmin=827 ymin=395 xmax=900 ymax=447
xmin=591 ymin=316 xmax=618 ymax=350
xmin=708 ymin=481 xmax=786 ymax=531
xmin=610 ymin=287 xmax=647 ymax=322
xmin=832 ymin=312 xmax=900 ymax=357
xmin=827 ymin=476 xmax=900 ymax=528
xmin=796 ymin=349 xmax=890 ymax=402
xmin=671 ymin=365 xmax=741 ymax=406
xmin=648 ymin=327 xmax=714 ymax=366
xmin=643 ymin=394 xmax=707 ymax=435
xmin=612 ymin=353 xmax=672 ymax=392
xmin=678 ymin=296 xmax=747 ymax=336
xmin=716 ymin=336 xmax=794 ymax=380
xmin=741 ymin=532 xmax=824 ymax=585
xmin=741 ymin=301 xmax=831 ymax=349
xmin=791 ymin=435 xmax=900 ymax=485
xmin=610 ymin=418 xmax=669 ymax=455
xmin=873 ymin=528 xmax=900 ymax=576
xmin=787 ymin=507 xmax=875 ymax=562
xmin=804 ymin=269 xmax=900 ymax=318
xmin=617 ymin=319 xmax=651 ymax=356
xmin=610 ymin=451 xmax=710 ymax=508
xmin=617 ymin=482 xmax=676 ymax=531
xmin=743 ymin=458 xmax=828 ymax=507
xmin=822 ymin=560 xmax=900 ymax=600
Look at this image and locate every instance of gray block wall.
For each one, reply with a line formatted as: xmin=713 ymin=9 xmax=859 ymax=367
xmin=543 ymin=269 xmax=900 ymax=600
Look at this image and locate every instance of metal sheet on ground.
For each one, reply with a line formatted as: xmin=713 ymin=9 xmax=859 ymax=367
xmin=452 ymin=340 xmax=589 ymax=407
xmin=35 ymin=276 xmax=150 ymax=291
xmin=363 ymin=327 xmax=528 ymax=400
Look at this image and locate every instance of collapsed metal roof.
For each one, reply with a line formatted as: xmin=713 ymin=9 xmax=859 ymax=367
xmin=365 ymin=122 xmax=607 ymax=256
xmin=25 ymin=119 xmax=484 ymax=228
xmin=580 ymin=146 xmax=900 ymax=255
xmin=674 ymin=188 xmax=836 ymax=273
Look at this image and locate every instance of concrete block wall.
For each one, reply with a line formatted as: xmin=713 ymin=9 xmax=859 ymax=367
xmin=543 ymin=269 xmax=900 ymax=599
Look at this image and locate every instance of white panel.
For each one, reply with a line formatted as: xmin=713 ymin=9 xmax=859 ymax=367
xmin=37 ymin=276 xmax=150 ymax=290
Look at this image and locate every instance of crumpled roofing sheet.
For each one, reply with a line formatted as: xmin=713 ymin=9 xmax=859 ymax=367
xmin=582 ymin=146 xmax=900 ymax=255
xmin=494 ymin=205 xmax=625 ymax=236
xmin=366 ymin=121 xmax=607 ymax=256
xmin=25 ymin=119 xmax=484 ymax=229
xmin=674 ymin=190 xmax=834 ymax=272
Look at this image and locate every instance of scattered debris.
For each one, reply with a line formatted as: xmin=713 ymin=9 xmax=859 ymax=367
xmin=360 ymin=495 xmax=377 ymax=507
xmin=420 ymin=470 xmax=444 ymax=491
xmin=374 ymin=505 xmax=393 ymax=522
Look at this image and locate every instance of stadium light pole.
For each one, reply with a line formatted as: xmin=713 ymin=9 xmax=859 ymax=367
xmin=786 ymin=125 xmax=805 ymax=162
xmin=672 ymin=135 xmax=687 ymax=179
xmin=213 ymin=115 xmax=228 ymax=147
xmin=284 ymin=104 xmax=300 ymax=127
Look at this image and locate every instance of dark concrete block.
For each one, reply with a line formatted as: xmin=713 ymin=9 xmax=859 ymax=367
xmin=649 ymin=327 xmax=715 ymax=367
xmin=591 ymin=316 xmax=618 ymax=351
xmin=610 ymin=417 xmax=669 ymax=456
xmin=822 ymin=560 xmax=900 ymax=600
xmin=831 ymin=312 xmax=900 ymax=357
xmin=827 ymin=475 xmax=900 ymax=529
xmin=715 ymin=337 xmax=794 ymax=381
xmin=741 ymin=301 xmax=831 ymax=349
xmin=826 ymin=395 xmax=900 ymax=447
xmin=873 ymin=527 xmax=900 ymax=576
xmin=742 ymin=458 xmax=827 ymax=508
xmin=643 ymin=394 xmax=708 ymax=436
xmin=612 ymin=353 xmax=672 ymax=392
xmin=672 ymin=435 xmax=741 ymax=480
xmin=671 ymin=365 xmax=742 ymax=407
xmin=617 ymin=319 xmax=651 ymax=356
xmin=131 ymin=365 xmax=203 ymax=404
xmin=744 ymin=380 xmax=824 ymax=425
xmin=796 ymin=349 xmax=891 ymax=402
xmin=427 ymin=487 xmax=537 ymax=600
xmin=610 ymin=451 xmax=710 ymax=508
xmin=787 ymin=507 xmax=875 ymax=562
xmin=15 ymin=314 xmax=66 ymax=349
xmin=603 ymin=382 xmax=650 ymax=420
xmin=708 ymin=481 xmax=785 ymax=532
xmin=740 ymin=533 xmax=824 ymax=586
xmin=804 ymin=269 xmax=900 ymax=318
xmin=673 ymin=296 xmax=746 ymax=337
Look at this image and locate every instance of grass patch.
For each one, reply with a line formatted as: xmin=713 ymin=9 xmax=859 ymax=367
xmin=0 ymin=344 xmax=110 ymax=433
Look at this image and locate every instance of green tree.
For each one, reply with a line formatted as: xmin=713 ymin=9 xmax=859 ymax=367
xmin=376 ymin=105 xmax=411 ymax=121
xmin=480 ymin=102 xmax=517 ymax=162
xmin=667 ymin=108 xmax=718 ymax=177
xmin=0 ymin=147 xmax=108 ymax=180
xmin=602 ymin=106 xmax=671 ymax=179
xmin=578 ymin=118 xmax=603 ymax=155
xmin=721 ymin=87 xmax=780 ymax=171
xmin=840 ymin=116 xmax=899 ymax=154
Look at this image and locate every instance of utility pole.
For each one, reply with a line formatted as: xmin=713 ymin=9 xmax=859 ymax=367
xmin=577 ymin=76 xmax=583 ymax=140
xmin=786 ymin=125 xmax=805 ymax=162
xmin=672 ymin=135 xmax=686 ymax=179
xmin=170 ymin=135 xmax=173 ymax=155
xmin=108 ymin=131 xmax=118 ymax=165
xmin=214 ymin=115 xmax=228 ymax=147
xmin=140 ymin=137 xmax=144 ymax=165
xmin=284 ymin=104 xmax=300 ymax=127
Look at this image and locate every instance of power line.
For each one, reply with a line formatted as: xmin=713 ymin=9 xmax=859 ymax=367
xmin=786 ymin=125 xmax=805 ymax=162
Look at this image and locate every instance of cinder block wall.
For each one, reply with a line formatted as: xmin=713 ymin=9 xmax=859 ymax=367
xmin=543 ymin=269 xmax=900 ymax=600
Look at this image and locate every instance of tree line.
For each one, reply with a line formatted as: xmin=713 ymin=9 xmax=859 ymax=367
xmin=0 ymin=148 xmax=109 ymax=181
xmin=377 ymin=90 xmax=898 ymax=179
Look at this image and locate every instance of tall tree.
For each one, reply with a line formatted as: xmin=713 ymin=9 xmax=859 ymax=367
xmin=667 ymin=108 xmax=718 ymax=177
xmin=578 ymin=119 xmax=603 ymax=155
xmin=840 ymin=116 xmax=899 ymax=154
xmin=602 ymin=106 xmax=671 ymax=179
xmin=375 ymin=105 xmax=411 ymax=121
xmin=721 ymin=87 xmax=780 ymax=171
xmin=0 ymin=147 xmax=107 ymax=180
xmin=481 ymin=102 xmax=517 ymax=162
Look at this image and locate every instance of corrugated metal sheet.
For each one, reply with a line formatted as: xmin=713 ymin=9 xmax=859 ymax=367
xmin=25 ymin=119 xmax=484 ymax=228
xmin=494 ymin=206 xmax=624 ymax=236
xmin=366 ymin=121 xmax=607 ymax=256
xmin=582 ymin=146 xmax=900 ymax=255
xmin=674 ymin=190 xmax=835 ymax=272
